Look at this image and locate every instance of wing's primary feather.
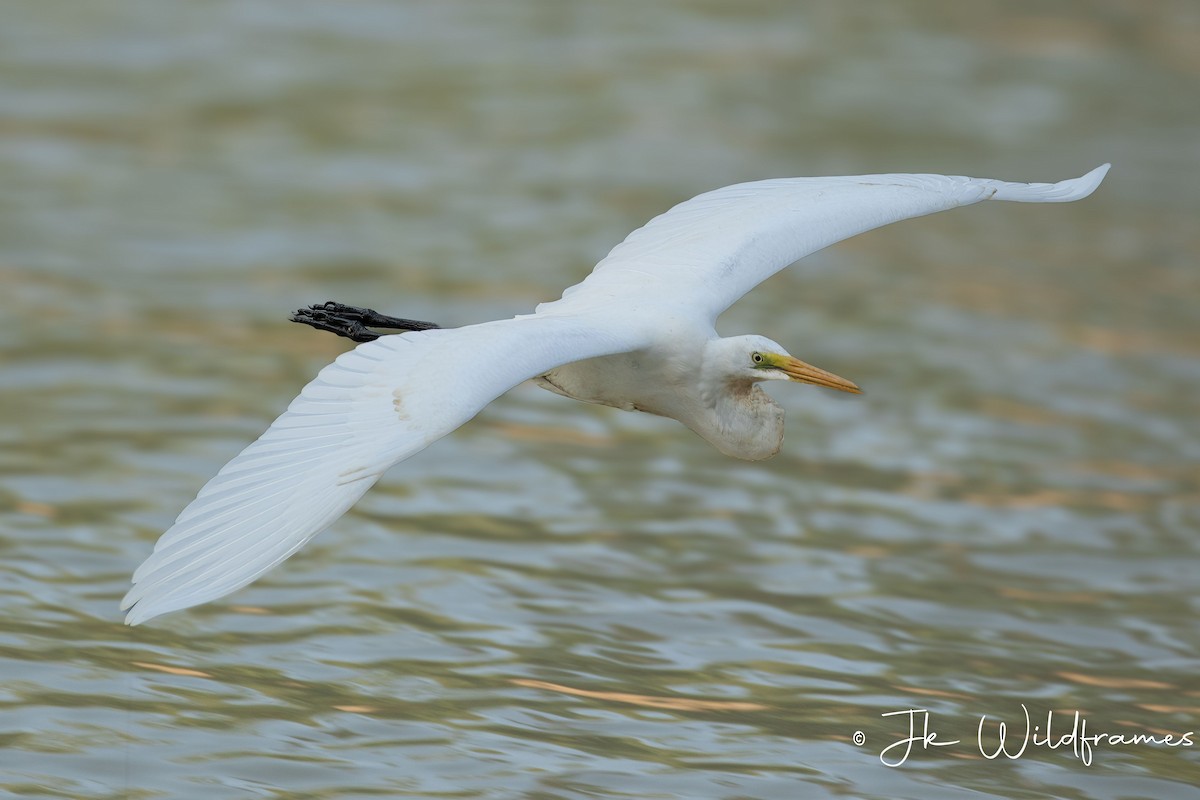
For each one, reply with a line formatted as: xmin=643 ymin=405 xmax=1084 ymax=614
xmin=122 ymin=315 xmax=638 ymax=625
xmin=540 ymin=165 xmax=1109 ymax=321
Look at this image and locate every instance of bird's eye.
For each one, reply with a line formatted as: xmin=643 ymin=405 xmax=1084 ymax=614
xmin=751 ymin=352 xmax=764 ymax=365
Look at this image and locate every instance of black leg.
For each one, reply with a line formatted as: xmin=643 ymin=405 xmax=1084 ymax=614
xmin=290 ymin=302 xmax=441 ymax=343
xmin=307 ymin=301 xmax=441 ymax=331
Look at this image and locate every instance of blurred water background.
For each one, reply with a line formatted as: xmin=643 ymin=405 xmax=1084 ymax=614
xmin=1 ymin=1 xmax=1198 ymax=797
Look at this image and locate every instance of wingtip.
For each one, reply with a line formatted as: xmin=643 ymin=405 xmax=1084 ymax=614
xmin=1073 ymin=162 xmax=1111 ymax=198
xmin=988 ymin=162 xmax=1111 ymax=203
xmin=123 ymin=601 xmax=168 ymax=627
xmin=122 ymin=601 xmax=146 ymax=626
xmin=121 ymin=586 xmax=160 ymax=626
xmin=1051 ymin=162 xmax=1110 ymax=201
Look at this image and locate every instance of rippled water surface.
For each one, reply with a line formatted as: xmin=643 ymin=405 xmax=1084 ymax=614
xmin=2 ymin=2 xmax=1198 ymax=797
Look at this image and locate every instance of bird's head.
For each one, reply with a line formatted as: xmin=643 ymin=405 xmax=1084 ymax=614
xmin=716 ymin=335 xmax=862 ymax=394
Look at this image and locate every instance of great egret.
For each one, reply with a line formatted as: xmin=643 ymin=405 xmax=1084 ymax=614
xmin=122 ymin=165 xmax=1109 ymax=625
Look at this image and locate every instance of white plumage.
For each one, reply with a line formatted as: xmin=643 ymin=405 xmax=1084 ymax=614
xmin=123 ymin=164 xmax=1109 ymax=625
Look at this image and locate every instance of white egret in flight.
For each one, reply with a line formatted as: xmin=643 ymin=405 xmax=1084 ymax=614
xmin=122 ymin=165 xmax=1109 ymax=624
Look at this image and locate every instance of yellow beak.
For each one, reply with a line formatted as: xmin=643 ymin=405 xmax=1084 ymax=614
xmin=775 ymin=355 xmax=862 ymax=394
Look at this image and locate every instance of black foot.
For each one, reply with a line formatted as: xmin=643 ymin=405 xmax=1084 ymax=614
xmin=290 ymin=302 xmax=441 ymax=343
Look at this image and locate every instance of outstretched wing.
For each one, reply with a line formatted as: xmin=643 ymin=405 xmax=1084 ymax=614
xmin=541 ymin=165 xmax=1109 ymax=321
xmin=122 ymin=315 xmax=639 ymax=625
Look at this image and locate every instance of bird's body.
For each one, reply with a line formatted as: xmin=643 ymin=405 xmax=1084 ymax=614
xmin=123 ymin=165 xmax=1109 ymax=625
xmin=535 ymin=331 xmax=790 ymax=460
